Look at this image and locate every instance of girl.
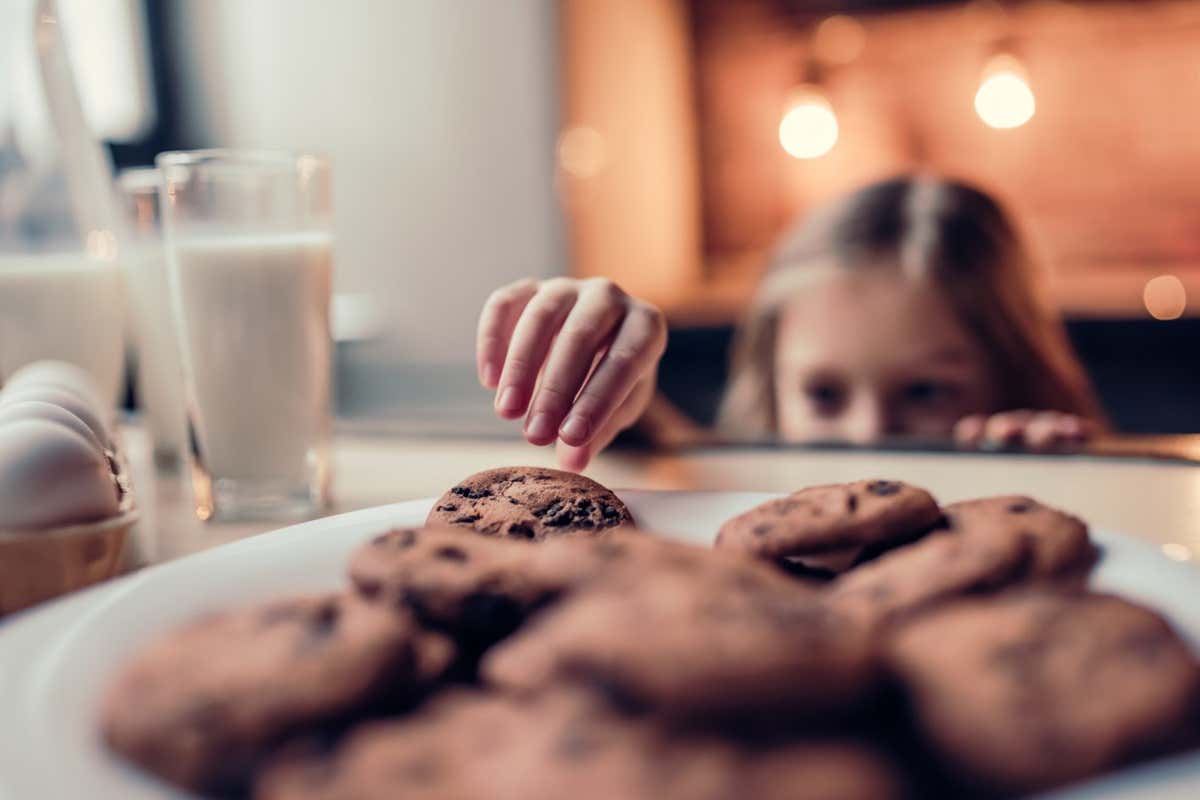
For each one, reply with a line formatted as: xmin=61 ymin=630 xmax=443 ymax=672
xmin=476 ymin=175 xmax=1103 ymax=471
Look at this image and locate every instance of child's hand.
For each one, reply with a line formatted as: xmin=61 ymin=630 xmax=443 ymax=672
xmin=477 ymin=277 xmax=667 ymax=471
xmin=953 ymin=410 xmax=1096 ymax=451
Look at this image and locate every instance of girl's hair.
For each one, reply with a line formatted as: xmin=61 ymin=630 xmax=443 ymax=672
xmin=718 ymin=175 xmax=1104 ymax=436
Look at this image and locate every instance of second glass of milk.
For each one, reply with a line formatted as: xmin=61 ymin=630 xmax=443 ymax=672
xmin=157 ymin=150 xmax=333 ymax=521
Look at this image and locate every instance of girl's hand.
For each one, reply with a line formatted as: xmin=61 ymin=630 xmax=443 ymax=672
xmin=953 ymin=410 xmax=1096 ymax=451
xmin=477 ymin=277 xmax=667 ymax=471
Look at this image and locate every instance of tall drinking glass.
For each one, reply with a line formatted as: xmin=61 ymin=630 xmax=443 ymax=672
xmin=118 ymin=167 xmax=188 ymax=472
xmin=156 ymin=150 xmax=333 ymax=521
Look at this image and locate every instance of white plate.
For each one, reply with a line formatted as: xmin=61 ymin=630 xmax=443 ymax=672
xmin=0 ymin=490 xmax=1197 ymax=800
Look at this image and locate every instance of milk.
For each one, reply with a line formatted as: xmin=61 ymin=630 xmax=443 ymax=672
xmin=0 ymin=253 xmax=125 ymax=404
xmin=169 ymin=233 xmax=332 ymax=489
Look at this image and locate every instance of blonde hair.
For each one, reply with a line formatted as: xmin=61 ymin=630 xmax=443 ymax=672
xmin=718 ymin=175 xmax=1103 ymax=437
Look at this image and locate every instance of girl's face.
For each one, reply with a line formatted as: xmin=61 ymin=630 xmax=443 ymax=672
xmin=774 ymin=267 xmax=996 ymax=443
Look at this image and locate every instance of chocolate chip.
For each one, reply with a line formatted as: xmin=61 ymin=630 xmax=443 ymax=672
xmin=507 ymin=523 xmax=536 ymax=539
xmin=867 ymin=480 xmax=901 ymax=496
xmin=452 ymin=514 xmax=482 ymax=524
xmin=451 ymin=486 xmax=493 ymax=500
xmin=374 ymin=528 xmax=417 ymax=548
xmin=434 ymin=545 xmax=468 ymax=562
xmin=308 ymin=601 xmax=340 ymax=640
xmin=355 ymin=578 xmax=382 ymax=600
xmin=435 ymin=503 xmax=458 ymax=512
xmin=752 ymin=523 xmax=773 ymax=536
xmin=1007 ymin=501 xmax=1033 ymax=514
xmin=846 ymin=494 xmax=858 ymax=513
xmin=461 ymin=592 xmax=523 ymax=636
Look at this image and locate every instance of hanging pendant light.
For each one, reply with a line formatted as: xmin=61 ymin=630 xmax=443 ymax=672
xmin=779 ymin=84 xmax=839 ymax=159
xmin=975 ymin=50 xmax=1036 ymax=129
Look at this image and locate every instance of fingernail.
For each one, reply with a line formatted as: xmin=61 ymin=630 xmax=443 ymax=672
xmin=525 ymin=413 xmax=555 ymax=443
xmin=496 ymin=386 xmax=524 ymax=416
xmin=559 ymin=415 xmax=590 ymax=444
xmin=481 ymin=363 xmax=499 ymax=388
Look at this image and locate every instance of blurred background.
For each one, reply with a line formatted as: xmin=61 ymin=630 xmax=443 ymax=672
xmin=59 ymin=0 xmax=1200 ymax=434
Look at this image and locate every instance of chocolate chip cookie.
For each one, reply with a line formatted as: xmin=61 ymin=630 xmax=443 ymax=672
xmin=482 ymin=563 xmax=874 ymax=721
xmin=887 ymin=590 xmax=1200 ymax=794
xmin=350 ymin=526 xmax=777 ymax=643
xmin=824 ymin=527 xmax=1032 ymax=632
xmin=941 ymin=495 xmax=1096 ymax=579
xmin=255 ymin=689 xmax=905 ymax=800
xmin=715 ymin=480 xmax=941 ymax=572
xmin=349 ymin=526 xmax=553 ymax=638
xmin=101 ymin=594 xmax=454 ymax=794
xmin=426 ymin=467 xmax=634 ymax=540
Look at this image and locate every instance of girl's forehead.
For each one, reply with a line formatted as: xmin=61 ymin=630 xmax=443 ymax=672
xmin=775 ymin=270 xmax=983 ymax=367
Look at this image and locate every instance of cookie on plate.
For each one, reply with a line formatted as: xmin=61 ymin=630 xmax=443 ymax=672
xmin=101 ymin=594 xmax=454 ymax=794
xmin=941 ymin=495 xmax=1096 ymax=579
xmin=255 ymin=689 xmax=905 ymax=800
xmin=824 ymin=526 xmax=1032 ymax=632
xmin=715 ymin=480 xmax=941 ymax=573
xmin=350 ymin=526 xmax=782 ymax=643
xmin=349 ymin=526 xmax=553 ymax=638
xmin=887 ymin=589 xmax=1200 ymax=794
xmin=482 ymin=562 xmax=873 ymax=721
xmin=426 ymin=467 xmax=634 ymax=540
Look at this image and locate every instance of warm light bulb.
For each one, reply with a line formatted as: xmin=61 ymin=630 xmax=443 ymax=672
xmin=974 ymin=54 xmax=1035 ymax=129
xmin=779 ymin=88 xmax=839 ymax=159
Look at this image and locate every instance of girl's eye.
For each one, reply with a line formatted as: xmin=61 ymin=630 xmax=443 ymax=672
xmin=902 ymin=380 xmax=958 ymax=406
xmin=804 ymin=382 xmax=845 ymax=416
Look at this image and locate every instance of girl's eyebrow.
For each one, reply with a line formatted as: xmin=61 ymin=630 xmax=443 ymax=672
xmin=918 ymin=347 xmax=975 ymax=365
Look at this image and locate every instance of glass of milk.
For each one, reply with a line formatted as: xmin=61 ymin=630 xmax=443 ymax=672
xmin=118 ymin=167 xmax=188 ymax=472
xmin=0 ymin=249 xmax=125 ymax=405
xmin=156 ymin=150 xmax=333 ymax=521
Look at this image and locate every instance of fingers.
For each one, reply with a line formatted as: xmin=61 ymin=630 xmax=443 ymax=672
xmin=477 ymin=279 xmax=538 ymax=388
xmin=493 ymin=279 xmax=580 ymax=420
xmin=982 ymin=410 xmax=1035 ymax=446
xmin=1022 ymin=412 xmax=1094 ymax=450
xmin=523 ymin=280 xmax=627 ymax=445
xmin=556 ymin=301 xmax=667 ymax=448
xmin=555 ymin=375 xmax=654 ymax=471
xmin=953 ymin=415 xmax=987 ymax=446
xmin=957 ymin=410 xmax=1095 ymax=452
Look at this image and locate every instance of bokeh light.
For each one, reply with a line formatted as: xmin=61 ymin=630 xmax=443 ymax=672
xmin=557 ymin=125 xmax=607 ymax=179
xmin=974 ymin=55 xmax=1036 ymax=129
xmin=1143 ymin=275 xmax=1187 ymax=320
xmin=813 ymin=15 xmax=866 ymax=66
xmin=779 ymin=89 xmax=839 ymax=159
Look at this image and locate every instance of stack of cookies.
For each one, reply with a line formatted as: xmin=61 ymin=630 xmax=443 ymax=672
xmin=101 ymin=467 xmax=1200 ymax=799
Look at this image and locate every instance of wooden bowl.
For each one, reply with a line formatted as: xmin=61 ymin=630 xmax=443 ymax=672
xmin=0 ymin=509 xmax=138 ymax=617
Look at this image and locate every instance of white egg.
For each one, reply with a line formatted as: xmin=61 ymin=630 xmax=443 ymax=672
xmin=0 ymin=386 xmax=109 ymax=446
xmin=0 ymin=419 xmax=120 ymax=529
xmin=2 ymin=360 xmax=106 ymax=411
xmin=0 ymin=401 xmax=106 ymax=453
